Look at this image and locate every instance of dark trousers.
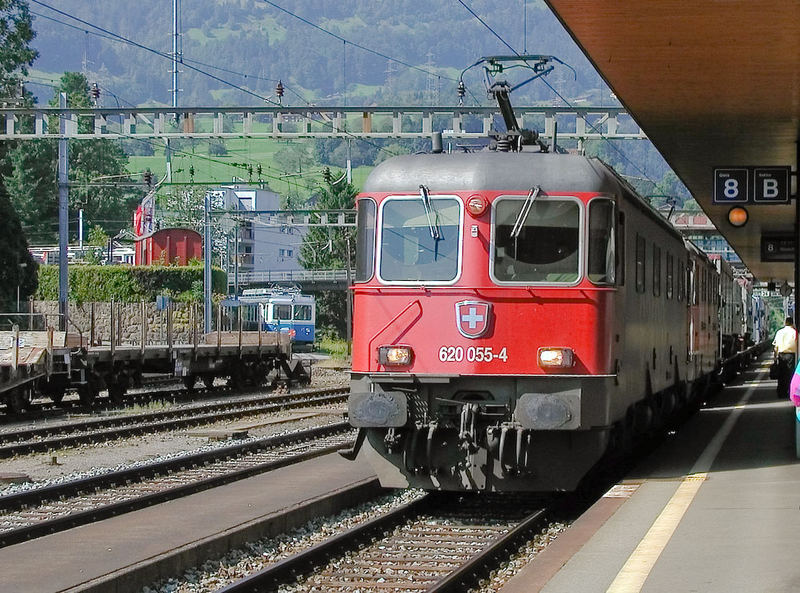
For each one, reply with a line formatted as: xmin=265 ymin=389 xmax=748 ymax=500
xmin=777 ymin=352 xmax=796 ymax=398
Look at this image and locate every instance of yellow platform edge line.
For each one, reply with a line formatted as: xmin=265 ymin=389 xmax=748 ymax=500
xmin=605 ymin=472 xmax=708 ymax=593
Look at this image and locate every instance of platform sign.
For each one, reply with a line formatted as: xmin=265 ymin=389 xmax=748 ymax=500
xmin=713 ymin=166 xmax=791 ymax=205
xmin=713 ymin=168 xmax=748 ymax=204
xmin=753 ymin=167 xmax=790 ymax=203
xmin=761 ymin=234 xmax=795 ymax=262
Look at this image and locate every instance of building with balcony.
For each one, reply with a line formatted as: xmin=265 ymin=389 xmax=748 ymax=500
xmin=207 ymin=185 xmax=305 ymax=294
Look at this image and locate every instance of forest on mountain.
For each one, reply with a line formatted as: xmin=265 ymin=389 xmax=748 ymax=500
xmin=29 ymin=0 xmax=604 ymax=107
xmin=26 ymin=0 xmax=692 ymax=206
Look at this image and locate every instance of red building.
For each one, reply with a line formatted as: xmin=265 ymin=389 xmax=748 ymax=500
xmin=134 ymin=228 xmax=202 ymax=266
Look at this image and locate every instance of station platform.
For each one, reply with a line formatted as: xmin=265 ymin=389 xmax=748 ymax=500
xmin=502 ymin=355 xmax=800 ymax=593
xmin=0 ymin=453 xmax=378 ymax=593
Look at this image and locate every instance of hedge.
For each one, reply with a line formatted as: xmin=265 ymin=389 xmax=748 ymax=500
xmin=36 ymin=265 xmax=227 ymax=303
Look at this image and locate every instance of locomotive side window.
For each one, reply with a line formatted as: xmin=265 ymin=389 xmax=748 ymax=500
xmin=635 ymin=234 xmax=646 ymax=293
xmin=492 ymin=197 xmax=580 ymax=283
xmin=293 ymin=305 xmax=312 ymax=321
xmin=652 ymin=245 xmax=661 ymax=297
xmin=588 ymin=199 xmax=616 ymax=285
xmin=355 ymin=198 xmax=376 ymax=282
xmin=617 ymin=211 xmax=625 ymax=286
xmin=274 ymin=304 xmax=292 ymax=320
xmin=378 ymin=197 xmax=461 ymax=282
xmin=666 ymin=252 xmax=674 ymax=299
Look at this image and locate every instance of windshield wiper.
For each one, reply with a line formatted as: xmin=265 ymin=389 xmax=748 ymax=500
xmin=419 ymin=184 xmax=440 ymax=240
xmin=510 ymin=186 xmax=541 ymax=239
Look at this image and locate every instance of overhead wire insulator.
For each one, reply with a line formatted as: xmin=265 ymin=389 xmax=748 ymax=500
xmin=143 ymin=169 xmax=152 ymax=186
xmin=457 ymin=80 xmax=466 ymax=106
xmin=91 ymin=83 xmax=100 ymax=100
xmin=323 ymin=167 xmax=332 ymax=184
xmin=275 ymin=80 xmax=284 ymax=103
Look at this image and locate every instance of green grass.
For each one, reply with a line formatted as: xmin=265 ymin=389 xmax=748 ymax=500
xmin=127 ymin=138 xmax=375 ymax=201
xmin=317 ymin=336 xmax=351 ymax=362
xmin=127 ymin=138 xmax=327 ymax=198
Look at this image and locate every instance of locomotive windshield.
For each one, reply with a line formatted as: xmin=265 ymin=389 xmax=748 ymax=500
xmin=378 ymin=197 xmax=461 ymax=282
xmin=492 ymin=197 xmax=580 ymax=283
xmin=293 ymin=304 xmax=312 ymax=321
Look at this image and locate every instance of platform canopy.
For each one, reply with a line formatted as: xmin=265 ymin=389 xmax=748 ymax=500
xmin=545 ymin=0 xmax=799 ymax=283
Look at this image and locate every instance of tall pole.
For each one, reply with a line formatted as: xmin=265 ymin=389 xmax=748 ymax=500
xmin=204 ymin=191 xmax=212 ymax=333
xmin=172 ymin=0 xmax=180 ymax=109
xmin=58 ymin=92 xmax=69 ymax=332
xmin=234 ymin=223 xmax=239 ymax=298
xmin=794 ymin=136 xmax=798 ymax=340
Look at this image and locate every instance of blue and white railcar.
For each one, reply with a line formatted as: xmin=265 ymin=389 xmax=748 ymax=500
xmin=240 ymin=288 xmax=316 ymax=347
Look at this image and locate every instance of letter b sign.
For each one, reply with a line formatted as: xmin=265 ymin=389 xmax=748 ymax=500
xmin=753 ymin=168 xmax=789 ymax=203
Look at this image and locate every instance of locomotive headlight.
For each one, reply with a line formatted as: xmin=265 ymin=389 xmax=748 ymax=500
xmin=537 ymin=347 xmax=575 ymax=368
xmin=378 ymin=345 xmax=413 ymax=366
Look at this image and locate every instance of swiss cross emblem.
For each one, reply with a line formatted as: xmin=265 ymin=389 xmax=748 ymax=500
xmin=455 ymin=301 xmax=491 ymax=338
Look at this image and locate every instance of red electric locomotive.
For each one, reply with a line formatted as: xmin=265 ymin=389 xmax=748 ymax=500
xmin=345 ymin=149 xmax=721 ymax=492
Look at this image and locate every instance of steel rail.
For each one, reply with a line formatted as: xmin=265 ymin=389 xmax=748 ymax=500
xmin=0 ymin=386 xmax=346 ymax=444
xmin=217 ymin=496 xmax=429 ymax=593
xmin=427 ymin=506 xmax=549 ymax=592
xmin=217 ymin=494 xmax=552 ymax=593
xmin=0 ymin=422 xmax=354 ymax=547
xmin=0 ymin=388 xmax=348 ymax=458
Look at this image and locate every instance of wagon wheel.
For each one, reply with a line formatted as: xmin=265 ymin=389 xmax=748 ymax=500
xmin=202 ymin=375 xmax=215 ymax=389
xmin=107 ymin=377 xmax=127 ymax=405
xmin=7 ymin=387 xmax=31 ymax=414
xmin=182 ymin=374 xmax=197 ymax=393
xmin=48 ymin=389 xmax=65 ymax=405
xmin=78 ymin=381 xmax=98 ymax=406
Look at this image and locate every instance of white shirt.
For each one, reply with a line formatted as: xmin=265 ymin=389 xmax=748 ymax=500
xmin=773 ymin=326 xmax=797 ymax=353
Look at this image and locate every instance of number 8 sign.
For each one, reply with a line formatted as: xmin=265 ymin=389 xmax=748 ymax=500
xmin=713 ymin=168 xmax=748 ymax=204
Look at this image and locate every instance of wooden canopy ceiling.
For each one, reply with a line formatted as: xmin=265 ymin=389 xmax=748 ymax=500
xmin=545 ymin=0 xmax=800 ymax=282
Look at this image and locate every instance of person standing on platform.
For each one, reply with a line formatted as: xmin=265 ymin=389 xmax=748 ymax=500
xmin=773 ymin=317 xmax=797 ymax=398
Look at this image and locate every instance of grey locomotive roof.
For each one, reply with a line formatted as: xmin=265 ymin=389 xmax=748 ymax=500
xmin=362 ymin=152 xmax=623 ymax=195
xmin=362 ymin=150 xmax=685 ymax=242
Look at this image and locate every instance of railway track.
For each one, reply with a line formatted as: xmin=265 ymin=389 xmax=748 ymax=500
xmin=0 ymin=421 xmax=355 ymax=548
xmin=0 ymin=387 xmax=348 ymax=458
xmin=0 ymin=375 xmax=282 ymax=424
xmin=217 ymin=493 xmax=553 ymax=593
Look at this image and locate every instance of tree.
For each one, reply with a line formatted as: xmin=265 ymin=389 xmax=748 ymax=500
xmin=4 ymin=72 xmax=138 ymax=242
xmin=0 ymin=0 xmax=39 ymax=260
xmin=0 ymin=0 xmax=37 ymax=101
xmin=0 ymin=180 xmax=37 ymax=312
xmin=299 ymin=174 xmax=357 ymax=337
xmin=54 ymin=72 xmax=138 ymax=236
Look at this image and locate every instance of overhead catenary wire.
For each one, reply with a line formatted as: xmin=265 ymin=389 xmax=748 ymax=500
xmin=261 ymin=0 xmax=483 ymax=106
xmin=29 ymin=1 xmax=403 ymax=159
xmin=455 ymin=0 xmax=662 ymax=190
xmin=30 ymin=8 xmax=314 ymax=106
